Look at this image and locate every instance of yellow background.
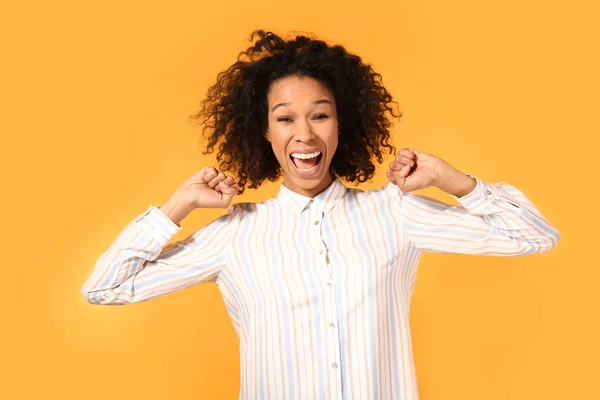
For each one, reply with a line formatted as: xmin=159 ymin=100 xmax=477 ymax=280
xmin=1 ymin=0 xmax=597 ymax=399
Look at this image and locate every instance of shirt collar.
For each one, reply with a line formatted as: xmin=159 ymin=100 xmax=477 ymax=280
xmin=276 ymin=177 xmax=347 ymax=215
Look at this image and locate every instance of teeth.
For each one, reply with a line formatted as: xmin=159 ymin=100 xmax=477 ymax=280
xmin=291 ymin=152 xmax=321 ymax=159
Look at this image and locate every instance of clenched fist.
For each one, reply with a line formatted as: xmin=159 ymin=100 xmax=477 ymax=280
xmin=386 ymin=148 xmax=445 ymax=193
xmin=177 ymin=166 xmax=240 ymax=209
xmin=160 ymin=167 xmax=240 ymax=226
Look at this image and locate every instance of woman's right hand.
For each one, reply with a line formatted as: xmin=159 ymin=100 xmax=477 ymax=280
xmin=173 ymin=166 xmax=240 ymax=210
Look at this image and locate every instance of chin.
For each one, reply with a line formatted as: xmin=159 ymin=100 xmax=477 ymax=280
xmin=284 ymin=168 xmax=334 ymax=197
xmin=293 ymin=175 xmax=327 ymax=189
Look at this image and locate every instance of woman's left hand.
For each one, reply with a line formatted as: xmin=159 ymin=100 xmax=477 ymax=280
xmin=387 ymin=148 xmax=445 ymax=193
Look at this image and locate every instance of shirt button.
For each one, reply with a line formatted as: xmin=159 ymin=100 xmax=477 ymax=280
xmin=329 ymin=323 xmax=335 ymax=328
xmin=326 ymin=283 xmax=332 ymax=289
xmin=485 ymin=189 xmax=492 ymax=195
xmin=314 ymin=221 xmax=320 ymax=225
xmin=318 ymin=249 xmax=325 ymax=254
xmin=331 ymin=363 xmax=338 ymax=369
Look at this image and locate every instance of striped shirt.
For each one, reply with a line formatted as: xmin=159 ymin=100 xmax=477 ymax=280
xmin=81 ymin=176 xmax=559 ymax=399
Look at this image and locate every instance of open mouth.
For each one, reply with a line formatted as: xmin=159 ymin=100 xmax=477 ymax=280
xmin=289 ymin=151 xmax=323 ymax=174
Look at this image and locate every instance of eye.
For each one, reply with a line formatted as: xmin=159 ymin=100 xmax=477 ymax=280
xmin=314 ymin=114 xmax=328 ymax=120
xmin=277 ymin=117 xmax=292 ymax=123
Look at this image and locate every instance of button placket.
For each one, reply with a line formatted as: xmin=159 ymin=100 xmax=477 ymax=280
xmin=312 ymin=208 xmax=331 ymax=281
xmin=311 ymin=208 xmax=341 ymax=387
xmin=325 ymin=269 xmax=342 ymax=390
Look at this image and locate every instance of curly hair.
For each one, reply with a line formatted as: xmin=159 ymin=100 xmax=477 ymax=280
xmin=190 ymin=29 xmax=402 ymax=193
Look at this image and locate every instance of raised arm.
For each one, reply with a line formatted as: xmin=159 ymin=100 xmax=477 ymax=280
xmin=80 ymin=167 xmax=240 ymax=305
xmin=386 ymin=149 xmax=559 ymax=255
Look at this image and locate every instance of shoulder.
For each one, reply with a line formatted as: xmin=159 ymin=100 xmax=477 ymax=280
xmin=353 ymin=182 xmax=404 ymax=203
xmin=227 ymin=198 xmax=279 ymax=218
xmin=330 ymin=183 xmax=402 ymax=214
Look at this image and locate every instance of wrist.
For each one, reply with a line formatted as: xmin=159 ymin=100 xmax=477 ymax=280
xmin=159 ymin=197 xmax=195 ymax=227
xmin=433 ymin=162 xmax=476 ymax=198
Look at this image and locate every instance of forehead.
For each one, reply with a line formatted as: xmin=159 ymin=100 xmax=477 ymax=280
xmin=267 ymin=75 xmax=334 ymax=105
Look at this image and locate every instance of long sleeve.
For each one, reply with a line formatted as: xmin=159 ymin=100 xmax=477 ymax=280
xmin=81 ymin=204 xmax=238 ymax=305
xmin=387 ymin=176 xmax=559 ymax=255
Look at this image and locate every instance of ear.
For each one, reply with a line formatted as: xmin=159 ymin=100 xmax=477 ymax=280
xmin=264 ymin=130 xmax=271 ymax=142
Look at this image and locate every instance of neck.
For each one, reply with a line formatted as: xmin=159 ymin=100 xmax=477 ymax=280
xmin=283 ymin=173 xmax=335 ymax=198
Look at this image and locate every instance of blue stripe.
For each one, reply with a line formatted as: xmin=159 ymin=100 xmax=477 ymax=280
xmin=219 ymin=272 xmax=248 ymax=336
xmin=238 ymin=212 xmax=265 ymax=399
xmin=298 ymin=209 xmax=327 ymax=399
xmin=348 ymin=190 xmax=379 ymax=399
xmin=268 ymin=206 xmax=295 ymax=399
xmin=134 ymin=219 xmax=227 ymax=291
xmin=92 ymin=231 xmax=152 ymax=301
xmin=375 ymin=191 xmax=404 ymax=399
xmin=135 ymin=254 xmax=226 ymax=291
xmin=324 ymin=210 xmax=347 ymax=398
xmin=403 ymin=220 xmax=492 ymax=239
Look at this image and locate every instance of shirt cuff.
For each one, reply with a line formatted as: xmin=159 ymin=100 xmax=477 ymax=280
xmin=134 ymin=205 xmax=182 ymax=245
xmin=451 ymin=175 xmax=498 ymax=214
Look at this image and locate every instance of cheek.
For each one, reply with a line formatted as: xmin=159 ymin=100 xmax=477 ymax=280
xmin=268 ymin=133 xmax=290 ymax=164
xmin=327 ymin=120 xmax=339 ymax=153
xmin=271 ymin=135 xmax=286 ymax=151
xmin=326 ymin=134 xmax=339 ymax=158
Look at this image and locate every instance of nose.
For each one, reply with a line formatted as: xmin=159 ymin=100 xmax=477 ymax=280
xmin=295 ymin=120 xmax=316 ymax=143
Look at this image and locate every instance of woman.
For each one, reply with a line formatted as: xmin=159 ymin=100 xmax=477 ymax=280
xmin=81 ymin=30 xmax=559 ymax=400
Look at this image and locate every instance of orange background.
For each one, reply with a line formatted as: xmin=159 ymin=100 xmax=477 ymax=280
xmin=1 ymin=0 xmax=598 ymax=399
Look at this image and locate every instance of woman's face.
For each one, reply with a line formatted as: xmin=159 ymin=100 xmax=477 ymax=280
xmin=265 ymin=75 xmax=339 ymax=198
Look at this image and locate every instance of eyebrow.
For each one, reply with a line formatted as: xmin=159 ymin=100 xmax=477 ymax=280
xmin=271 ymin=99 xmax=333 ymax=113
